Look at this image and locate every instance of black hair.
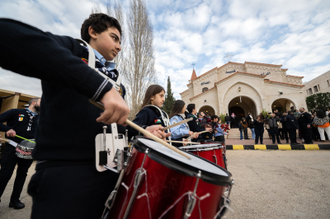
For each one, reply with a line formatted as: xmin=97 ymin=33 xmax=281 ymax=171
xmin=211 ymin=115 xmax=218 ymax=120
xmin=316 ymin=109 xmax=325 ymax=118
xmin=169 ymin=100 xmax=185 ymax=118
xmin=186 ymin=103 xmax=195 ymax=113
xmin=81 ymin=13 xmax=122 ymax=43
xmin=140 ymin=85 xmax=165 ymax=110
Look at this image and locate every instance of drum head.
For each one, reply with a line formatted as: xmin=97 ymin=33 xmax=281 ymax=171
xmin=19 ymin=139 xmax=36 ymax=149
xmin=134 ymin=137 xmax=232 ymax=186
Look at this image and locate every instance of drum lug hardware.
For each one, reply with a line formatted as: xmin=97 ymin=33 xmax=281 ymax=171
xmin=216 ymin=179 xmax=234 ymax=218
xmin=123 ymin=167 xmax=145 ymax=219
xmin=123 ymin=150 xmax=148 ymax=219
xmin=102 ymin=169 xmax=126 ymax=218
xmin=184 ymin=170 xmax=201 ymax=218
xmin=213 ymin=154 xmax=218 ymax=165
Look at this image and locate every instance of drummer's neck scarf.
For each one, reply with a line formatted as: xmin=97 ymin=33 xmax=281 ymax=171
xmin=25 ymin=108 xmax=38 ymax=132
xmin=81 ymin=47 xmax=119 ymax=82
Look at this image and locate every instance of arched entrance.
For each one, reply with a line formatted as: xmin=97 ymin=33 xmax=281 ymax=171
xmin=199 ymin=105 xmax=215 ymax=115
xmin=271 ymin=98 xmax=296 ymax=113
xmin=229 ymin=106 xmax=244 ymax=117
xmin=228 ymin=96 xmax=257 ymax=119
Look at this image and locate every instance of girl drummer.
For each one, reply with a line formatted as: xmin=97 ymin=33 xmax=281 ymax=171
xmin=169 ymin=100 xmax=199 ymax=146
xmin=128 ymin=84 xmax=171 ymax=141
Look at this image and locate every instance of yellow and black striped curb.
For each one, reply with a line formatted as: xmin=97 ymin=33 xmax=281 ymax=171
xmin=226 ymin=144 xmax=330 ymax=150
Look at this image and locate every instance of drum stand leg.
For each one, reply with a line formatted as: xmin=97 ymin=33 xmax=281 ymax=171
xmin=183 ymin=170 xmax=201 ymax=219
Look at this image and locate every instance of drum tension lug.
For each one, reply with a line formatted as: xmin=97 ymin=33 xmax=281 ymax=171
xmin=184 ymin=170 xmax=201 ymax=219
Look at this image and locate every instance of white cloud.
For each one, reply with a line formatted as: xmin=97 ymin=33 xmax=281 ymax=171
xmin=0 ymin=68 xmax=42 ymax=97
xmin=0 ymin=0 xmax=329 ymax=101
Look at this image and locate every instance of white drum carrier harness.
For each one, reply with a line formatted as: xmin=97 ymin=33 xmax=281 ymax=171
xmin=145 ymin=105 xmax=171 ymax=127
xmin=76 ymin=39 xmax=128 ymax=173
xmin=144 ymin=105 xmax=172 ymax=143
xmin=76 ymin=39 xmax=123 ymax=95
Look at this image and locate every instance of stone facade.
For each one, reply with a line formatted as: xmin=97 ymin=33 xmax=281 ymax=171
xmin=180 ymin=61 xmax=307 ymax=117
xmin=304 ymin=70 xmax=330 ymax=97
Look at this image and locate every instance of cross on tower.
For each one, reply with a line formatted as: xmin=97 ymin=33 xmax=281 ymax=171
xmin=192 ymin=63 xmax=195 ymax=70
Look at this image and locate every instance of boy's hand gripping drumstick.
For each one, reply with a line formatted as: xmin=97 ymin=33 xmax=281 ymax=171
xmin=90 ymin=100 xmax=191 ymax=159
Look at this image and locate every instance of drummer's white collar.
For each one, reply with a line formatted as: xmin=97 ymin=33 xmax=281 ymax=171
xmin=93 ymin=49 xmax=116 ymax=70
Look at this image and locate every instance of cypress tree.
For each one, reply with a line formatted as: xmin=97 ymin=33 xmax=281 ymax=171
xmin=162 ymin=76 xmax=176 ymax=115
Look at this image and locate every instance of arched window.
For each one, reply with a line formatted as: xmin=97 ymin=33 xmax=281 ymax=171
xmin=202 ymin=87 xmax=208 ymax=92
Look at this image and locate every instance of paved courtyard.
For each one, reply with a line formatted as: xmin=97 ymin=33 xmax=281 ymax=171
xmin=1 ymin=150 xmax=330 ymax=219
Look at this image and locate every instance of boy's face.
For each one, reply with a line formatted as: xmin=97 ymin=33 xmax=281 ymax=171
xmin=213 ymin=118 xmax=218 ymax=123
xmin=89 ymin=26 xmax=121 ymax=61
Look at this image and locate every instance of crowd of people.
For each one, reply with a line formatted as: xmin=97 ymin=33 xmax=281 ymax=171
xmin=130 ymin=87 xmax=230 ymax=147
xmin=229 ymin=107 xmax=330 ymax=145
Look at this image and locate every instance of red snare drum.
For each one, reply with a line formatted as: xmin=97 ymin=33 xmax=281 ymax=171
xmin=180 ymin=142 xmax=226 ymax=169
xmin=105 ymin=137 xmax=233 ymax=219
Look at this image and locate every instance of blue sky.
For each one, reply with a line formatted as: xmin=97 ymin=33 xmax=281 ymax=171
xmin=0 ymin=0 xmax=329 ymax=99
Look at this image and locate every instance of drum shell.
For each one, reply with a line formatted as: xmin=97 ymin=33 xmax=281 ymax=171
xmin=108 ymin=146 xmax=227 ymax=219
xmin=15 ymin=145 xmax=33 ymax=159
xmin=189 ymin=146 xmax=226 ymax=169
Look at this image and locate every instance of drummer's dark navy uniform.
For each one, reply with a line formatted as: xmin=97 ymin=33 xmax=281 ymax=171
xmin=186 ymin=113 xmax=206 ymax=142
xmin=128 ymin=105 xmax=170 ymax=140
xmin=0 ymin=108 xmax=38 ymax=206
xmin=0 ymin=18 xmax=125 ymax=218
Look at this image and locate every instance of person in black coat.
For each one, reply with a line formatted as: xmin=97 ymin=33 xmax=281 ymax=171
xmin=298 ymin=107 xmax=313 ymax=144
xmin=268 ymin=113 xmax=281 ymax=144
xmin=0 ymin=98 xmax=40 ymax=209
xmin=280 ymin=113 xmax=289 ymax=143
xmin=186 ymin=104 xmax=212 ymax=142
xmin=225 ymin=113 xmax=231 ymax=126
xmin=253 ymin=115 xmax=264 ymax=144
xmin=286 ymin=111 xmax=299 ymax=145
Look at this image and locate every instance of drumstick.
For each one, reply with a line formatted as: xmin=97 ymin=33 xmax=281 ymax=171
xmin=196 ymin=130 xmax=210 ymax=135
xmin=166 ymin=140 xmax=199 ymax=144
xmin=0 ymin=138 xmax=9 ymax=143
xmin=0 ymin=138 xmax=18 ymax=147
xmin=126 ymin=120 xmax=190 ymax=159
xmin=186 ymin=130 xmax=211 ymax=139
xmin=161 ymin=118 xmax=193 ymax=131
xmin=15 ymin=135 xmax=36 ymax=144
xmin=89 ymin=100 xmax=191 ymax=159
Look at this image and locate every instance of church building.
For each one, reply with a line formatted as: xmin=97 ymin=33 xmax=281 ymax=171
xmin=180 ymin=61 xmax=307 ymax=117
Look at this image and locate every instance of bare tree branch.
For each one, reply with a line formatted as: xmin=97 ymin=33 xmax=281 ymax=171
xmin=125 ymin=0 xmax=157 ymax=119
